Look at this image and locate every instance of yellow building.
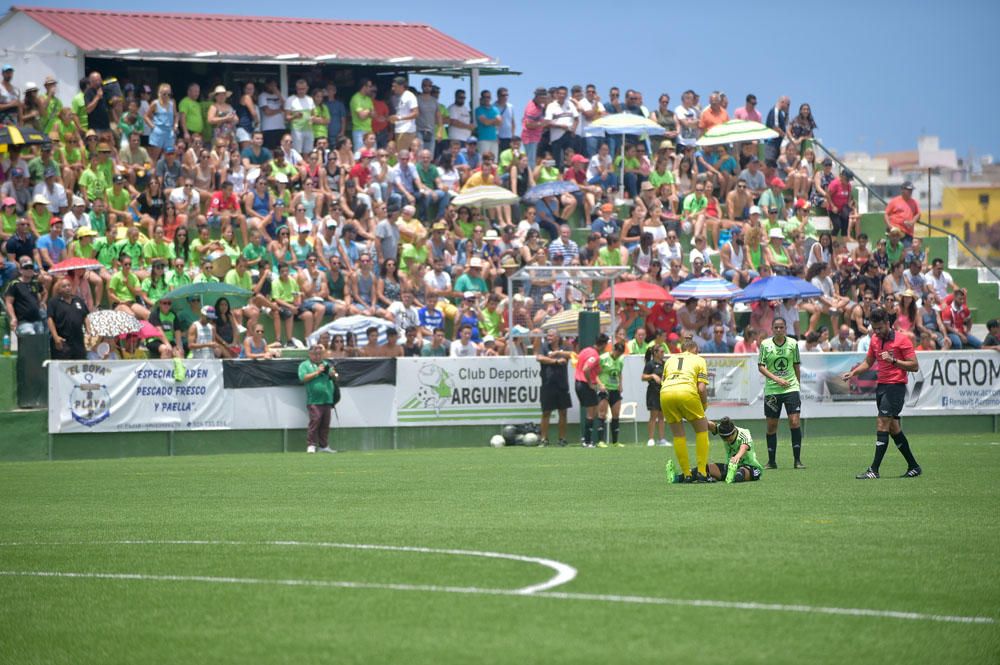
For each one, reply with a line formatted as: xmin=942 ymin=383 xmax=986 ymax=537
xmin=931 ymin=184 xmax=1000 ymax=262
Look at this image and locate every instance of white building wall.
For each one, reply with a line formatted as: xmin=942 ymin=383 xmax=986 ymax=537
xmin=0 ymin=11 xmax=83 ymax=109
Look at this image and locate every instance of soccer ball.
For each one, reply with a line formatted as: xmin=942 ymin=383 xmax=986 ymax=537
xmin=501 ymin=425 xmax=519 ymax=445
xmin=490 ymin=435 xmax=506 ymax=448
xmin=522 ymin=433 xmax=539 ymax=446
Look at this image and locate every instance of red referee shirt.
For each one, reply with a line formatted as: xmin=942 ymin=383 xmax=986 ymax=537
xmin=866 ymin=331 xmax=914 ymax=384
xmin=574 ymin=346 xmax=600 ymax=383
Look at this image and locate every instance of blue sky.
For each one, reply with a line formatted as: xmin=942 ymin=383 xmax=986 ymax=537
xmin=22 ymin=0 xmax=999 ymax=161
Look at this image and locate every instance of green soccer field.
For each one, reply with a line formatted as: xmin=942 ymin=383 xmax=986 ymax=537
xmin=1 ymin=431 xmax=998 ymax=665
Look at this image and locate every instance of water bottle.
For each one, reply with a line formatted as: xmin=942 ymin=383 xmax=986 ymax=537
xmin=2 ymin=334 xmax=10 ymax=357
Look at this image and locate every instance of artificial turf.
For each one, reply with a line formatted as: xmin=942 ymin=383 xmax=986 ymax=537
xmin=0 ymin=431 xmax=998 ymax=664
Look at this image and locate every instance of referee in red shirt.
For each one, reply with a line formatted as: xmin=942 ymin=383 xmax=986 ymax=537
xmin=574 ymin=333 xmax=608 ymax=448
xmin=842 ymin=308 xmax=922 ymax=479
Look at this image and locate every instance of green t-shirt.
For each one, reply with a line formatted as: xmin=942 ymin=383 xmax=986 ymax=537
xmin=89 ymin=211 xmax=108 ymax=235
xmin=758 ymin=189 xmax=785 ymax=217
xmin=2 ymin=211 xmax=18 ymax=235
xmin=224 ymin=268 xmax=253 ymax=291
xmin=141 ymin=277 xmax=170 ymax=303
xmin=758 ymin=336 xmax=800 ymax=395
xmin=648 ymin=168 xmax=675 ymax=189
xmin=453 ymin=272 xmax=488 ymax=295
xmin=683 ymin=193 xmax=707 ymax=217
xmin=41 ymin=96 xmax=63 ymax=135
xmin=886 ymin=240 xmax=904 ymax=265
xmin=241 ymin=242 xmax=269 ymax=268
xmin=536 ymin=166 xmax=560 ymax=184
xmin=93 ymin=237 xmax=119 ymax=269
xmin=299 ymin=359 xmax=335 ymax=405
xmin=108 ymin=271 xmax=140 ymax=303
xmin=719 ymin=425 xmax=764 ymax=472
xmin=78 ymin=168 xmax=110 ymax=202
xmin=313 ymin=104 xmax=330 ymax=140
xmin=71 ymin=92 xmax=88 ymax=130
xmin=189 ymin=238 xmax=214 ymax=266
xmin=115 ymin=240 xmax=145 ymax=267
xmin=106 ymin=186 xmax=131 ymax=213
xmin=781 ymin=217 xmax=817 ymax=241
xmin=613 ymin=155 xmax=640 ymax=171
xmin=192 ymin=272 xmax=220 ymax=284
xmin=166 ymin=269 xmax=192 ymax=290
xmin=143 ymin=240 xmax=175 ymax=261
xmin=272 ymin=276 xmax=299 ymax=303
xmin=480 ymin=308 xmax=502 ymax=337
xmin=597 ymin=246 xmax=624 ymax=266
xmin=598 ymin=352 xmax=624 ymax=390
xmin=399 ymin=243 xmax=428 ymax=275
xmin=350 ymin=93 xmax=373 ymax=133
xmin=416 ymin=163 xmax=441 ymax=190
xmin=626 ymin=339 xmax=651 ymax=356
xmin=178 ymin=97 xmax=204 ymax=134
xmin=31 ymin=208 xmax=52 ymax=235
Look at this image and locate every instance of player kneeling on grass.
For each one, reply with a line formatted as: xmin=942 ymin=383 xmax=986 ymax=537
xmin=706 ymin=417 xmax=764 ymax=484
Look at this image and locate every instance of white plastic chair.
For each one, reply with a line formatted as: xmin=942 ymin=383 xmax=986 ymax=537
xmin=608 ymin=401 xmax=639 ymax=445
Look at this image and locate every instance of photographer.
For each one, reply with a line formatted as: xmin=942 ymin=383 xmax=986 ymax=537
xmin=298 ymin=345 xmax=340 ymax=454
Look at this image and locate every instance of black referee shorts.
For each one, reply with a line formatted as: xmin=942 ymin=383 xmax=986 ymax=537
xmin=575 ymin=380 xmax=598 ymax=408
xmin=876 ymin=383 xmax=906 ymax=419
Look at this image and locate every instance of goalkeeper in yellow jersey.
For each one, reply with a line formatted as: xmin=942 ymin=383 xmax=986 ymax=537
xmin=661 ymin=339 xmax=714 ymax=483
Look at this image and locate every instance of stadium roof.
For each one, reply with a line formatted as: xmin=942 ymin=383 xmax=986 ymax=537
xmin=9 ymin=6 xmax=506 ymax=70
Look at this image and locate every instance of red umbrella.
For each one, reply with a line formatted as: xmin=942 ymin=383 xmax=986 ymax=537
xmin=118 ymin=321 xmax=162 ymax=341
xmin=48 ymin=257 xmax=103 ymax=274
xmin=597 ymin=281 xmax=674 ymax=302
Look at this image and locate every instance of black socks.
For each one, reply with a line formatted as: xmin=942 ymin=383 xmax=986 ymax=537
xmin=891 ymin=431 xmax=918 ymax=468
xmin=766 ymin=433 xmax=777 ymax=464
xmin=790 ymin=427 xmax=802 ymax=462
xmin=611 ymin=418 xmax=620 ymax=444
xmin=872 ymin=431 xmax=890 ymax=471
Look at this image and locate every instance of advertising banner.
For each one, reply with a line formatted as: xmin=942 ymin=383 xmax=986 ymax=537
xmin=49 ymin=360 xmax=229 ymax=434
xmin=395 ymin=357 xmax=545 ymax=426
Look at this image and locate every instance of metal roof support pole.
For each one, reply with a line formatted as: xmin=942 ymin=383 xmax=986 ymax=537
xmin=470 ymin=67 xmax=479 ymax=116
xmin=279 ymin=64 xmax=289 ymax=96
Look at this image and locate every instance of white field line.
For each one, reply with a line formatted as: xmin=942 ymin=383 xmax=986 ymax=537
xmin=0 ymin=541 xmax=993 ymax=625
xmin=0 ymin=569 xmax=993 ymax=626
xmin=0 ymin=540 xmax=576 ymax=595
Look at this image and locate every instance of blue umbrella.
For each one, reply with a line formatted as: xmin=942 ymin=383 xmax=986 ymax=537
xmin=732 ymin=276 xmax=822 ymax=303
xmin=523 ymin=181 xmax=581 ymax=202
xmin=669 ymin=277 xmax=743 ymax=300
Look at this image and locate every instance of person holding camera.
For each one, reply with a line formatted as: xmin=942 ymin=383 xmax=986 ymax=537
xmin=299 ymin=345 xmax=340 ymax=454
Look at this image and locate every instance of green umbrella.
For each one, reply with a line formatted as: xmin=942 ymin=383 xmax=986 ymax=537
xmin=696 ymin=119 xmax=778 ymax=147
xmin=162 ymin=282 xmax=253 ymax=315
xmin=0 ymin=124 xmax=47 ymax=146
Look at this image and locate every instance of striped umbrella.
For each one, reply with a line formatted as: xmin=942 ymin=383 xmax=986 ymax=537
xmin=307 ymin=315 xmax=396 ymax=348
xmin=540 ymin=309 xmax=611 ymax=336
xmin=588 ymin=113 xmax=666 ymax=136
xmin=451 ymin=185 xmax=519 ymax=209
xmin=48 ymin=257 xmax=104 ymax=274
xmin=696 ymin=119 xmax=778 ymax=147
xmin=0 ymin=123 xmax=47 ymax=146
xmin=669 ymin=277 xmax=743 ymax=300
xmin=86 ymin=310 xmax=142 ymax=337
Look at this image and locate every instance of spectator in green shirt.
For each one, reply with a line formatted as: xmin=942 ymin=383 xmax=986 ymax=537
xmin=298 ymin=345 xmax=339 ymax=454
xmin=178 ymin=83 xmax=204 ymax=141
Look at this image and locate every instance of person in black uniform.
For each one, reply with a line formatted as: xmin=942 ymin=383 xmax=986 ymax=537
xmin=641 ymin=343 xmax=668 ymax=447
xmin=47 ymin=277 xmax=88 ymax=359
xmin=535 ymin=328 xmax=573 ymax=446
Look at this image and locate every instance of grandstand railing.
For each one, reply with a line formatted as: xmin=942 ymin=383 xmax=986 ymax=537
xmin=812 ymin=140 xmax=1000 ymax=283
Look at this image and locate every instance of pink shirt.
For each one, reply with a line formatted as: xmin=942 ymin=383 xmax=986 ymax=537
xmin=734 ymin=339 xmax=759 ymax=354
xmin=734 ymin=107 xmax=762 ymax=122
xmin=521 ymin=100 xmax=545 ymax=144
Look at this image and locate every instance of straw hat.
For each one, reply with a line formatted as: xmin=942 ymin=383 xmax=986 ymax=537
xmin=211 ymin=85 xmax=231 ymax=98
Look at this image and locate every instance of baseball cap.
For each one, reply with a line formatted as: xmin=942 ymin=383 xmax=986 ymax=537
xmin=600 ymin=203 xmax=614 ymax=213
xmin=770 ymin=177 xmax=786 ymax=188
xmin=297 ymin=224 xmax=311 ymax=234
xmin=202 ymin=306 xmax=217 ymax=319
xmin=482 ymin=335 xmax=495 ymax=344
xmin=325 ymin=218 xmax=338 ymax=228
xmin=794 ymin=198 xmax=809 ymax=209
xmin=767 ymin=206 xmax=779 ymax=214
xmin=468 ymin=257 xmax=483 ymax=268
xmin=164 ymin=146 xmax=176 ymax=154
xmin=484 ymin=229 xmax=499 ymax=240
xmin=2 ymin=64 xmax=13 ymax=72
xmin=466 ymin=136 xmax=478 ymax=143
xmin=768 ymin=227 xmax=785 ymax=239
xmin=18 ymin=256 xmax=34 ymax=267
xmin=571 ymin=154 xmax=588 ymax=165
xmin=748 ymin=205 xmax=762 ymax=216
xmin=360 ymin=149 xmax=375 ymax=158
xmin=542 ymin=293 xmax=556 ymax=303
xmin=901 ymin=181 xmax=914 ymax=190
xmin=72 ymin=195 xmax=85 ymax=207
xmin=463 ymin=291 xmax=477 ymax=300
xmin=10 ymin=168 xmax=24 ymax=178
xmin=822 ymin=157 xmax=834 ymax=166
xmin=1 ymin=197 xmax=14 ymax=207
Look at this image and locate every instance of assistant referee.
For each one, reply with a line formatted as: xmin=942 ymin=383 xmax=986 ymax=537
xmin=842 ymin=308 xmax=922 ymax=479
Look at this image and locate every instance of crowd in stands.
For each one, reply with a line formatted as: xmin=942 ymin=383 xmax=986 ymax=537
xmin=1 ymin=65 xmax=995 ymax=360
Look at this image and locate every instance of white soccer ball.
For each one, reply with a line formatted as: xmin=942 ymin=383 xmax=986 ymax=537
xmin=522 ymin=433 xmax=539 ymax=446
xmin=490 ymin=435 xmax=506 ymax=448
